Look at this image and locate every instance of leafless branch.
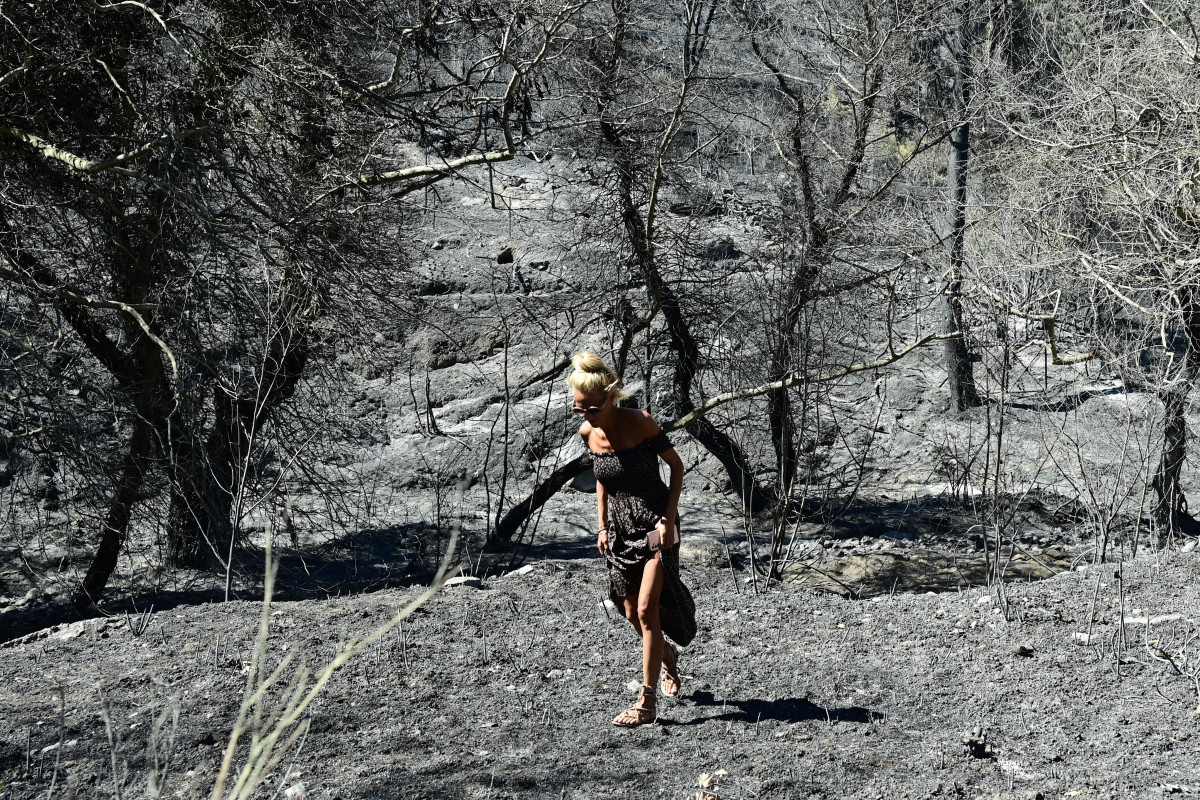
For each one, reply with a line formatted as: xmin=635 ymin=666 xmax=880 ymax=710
xmin=665 ymin=332 xmax=957 ymax=433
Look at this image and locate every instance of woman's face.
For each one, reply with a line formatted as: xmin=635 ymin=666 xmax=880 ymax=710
xmin=572 ymin=390 xmax=609 ymax=421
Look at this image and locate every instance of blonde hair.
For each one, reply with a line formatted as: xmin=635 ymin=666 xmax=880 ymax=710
xmin=567 ymin=351 xmax=630 ymax=401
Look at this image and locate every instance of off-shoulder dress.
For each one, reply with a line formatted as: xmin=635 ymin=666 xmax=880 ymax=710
xmin=589 ymin=431 xmax=697 ymax=647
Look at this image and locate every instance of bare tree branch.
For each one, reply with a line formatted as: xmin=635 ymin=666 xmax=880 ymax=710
xmin=664 ymin=333 xmax=957 ymax=432
xmin=0 ymin=56 xmax=31 ymax=89
xmin=974 ymin=282 xmax=1095 ymax=365
xmin=0 ymin=126 xmax=206 ymax=175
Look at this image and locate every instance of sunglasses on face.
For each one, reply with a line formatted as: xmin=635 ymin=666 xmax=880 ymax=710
xmin=570 ymin=399 xmax=606 ymax=415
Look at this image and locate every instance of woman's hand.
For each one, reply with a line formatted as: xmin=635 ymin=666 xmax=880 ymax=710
xmin=655 ymin=516 xmax=678 ymax=549
xmin=597 ymin=527 xmax=610 ymax=556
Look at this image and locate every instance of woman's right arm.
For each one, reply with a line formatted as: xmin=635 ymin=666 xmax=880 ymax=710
xmin=596 ymin=480 xmax=609 ymax=555
xmin=581 ymin=424 xmax=609 ymax=554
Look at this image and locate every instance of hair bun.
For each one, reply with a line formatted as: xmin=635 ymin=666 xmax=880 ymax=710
xmin=571 ymin=351 xmax=606 ymax=374
xmin=567 ymin=351 xmax=631 ymax=401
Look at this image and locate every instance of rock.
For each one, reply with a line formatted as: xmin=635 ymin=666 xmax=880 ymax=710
xmin=602 ymin=598 xmax=622 ymax=621
xmin=497 ymin=247 xmax=514 ymax=264
xmin=13 ymin=587 xmax=40 ymax=608
xmin=443 ymin=576 xmax=482 ymax=589
xmin=1123 ymin=612 xmax=1184 ymax=625
xmin=963 ymin=726 xmax=989 ymax=758
xmin=570 ymin=468 xmax=597 ymax=493
xmin=418 ymin=279 xmax=455 ymax=296
xmin=502 ymin=564 xmax=535 ymax=578
xmin=700 ymin=237 xmax=741 ymax=260
xmin=430 ymin=239 xmax=445 ymax=250
xmin=52 ymin=625 xmax=84 ymax=642
xmin=679 ymin=537 xmax=729 ymax=568
xmin=1182 ymin=539 xmax=1198 ymax=553
xmin=1072 ymin=632 xmax=1094 ymax=645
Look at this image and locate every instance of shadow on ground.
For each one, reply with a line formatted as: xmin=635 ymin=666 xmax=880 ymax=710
xmin=1 ymin=491 xmax=1129 ymax=643
xmin=1 ymin=523 xmax=443 ymax=643
xmin=1006 ymin=384 xmax=1132 ymax=412
xmin=679 ymin=690 xmax=878 ymax=725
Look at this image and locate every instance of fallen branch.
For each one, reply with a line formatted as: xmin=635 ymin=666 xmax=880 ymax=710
xmin=489 ymin=454 xmax=590 ymax=545
xmin=352 ymin=148 xmax=517 ymax=188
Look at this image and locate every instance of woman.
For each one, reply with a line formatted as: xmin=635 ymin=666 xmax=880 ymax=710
xmin=569 ymin=351 xmax=697 ymax=727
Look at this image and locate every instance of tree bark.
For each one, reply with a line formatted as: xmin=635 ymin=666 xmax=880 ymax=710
xmin=166 ymin=391 xmax=240 ymax=568
xmin=489 ymin=455 xmax=591 ymax=546
xmin=73 ymin=334 xmax=162 ymax=606
xmin=1154 ymin=286 xmax=1200 ymax=536
xmin=766 ymin=267 xmax=818 ymax=497
xmin=943 ymin=0 xmax=980 ymax=412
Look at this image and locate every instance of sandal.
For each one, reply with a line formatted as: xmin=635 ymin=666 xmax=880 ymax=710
xmin=612 ymin=684 xmax=657 ymax=727
xmin=660 ymin=642 xmax=681 ymax=698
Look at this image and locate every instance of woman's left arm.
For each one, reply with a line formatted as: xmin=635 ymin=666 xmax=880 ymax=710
xmin=661 ymin=446 xmax=684 ymax=520
xmin=659 ymin=444 xmax=685 ymax=548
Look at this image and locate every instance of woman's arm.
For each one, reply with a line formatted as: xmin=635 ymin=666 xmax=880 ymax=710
xmin=640 ymin=411 xmax=684 ymax=547
xmin=582 ymin=424 xmax=610 ymax=554
xmin=659 ymin=446 xmax=684 ymax=546
xmin=596 ymin=479 xmax=610 ymax=553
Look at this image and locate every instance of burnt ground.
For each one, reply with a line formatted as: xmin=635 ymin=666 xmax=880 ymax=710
xmin=3 ymin=533 xmax=1200 ymax=800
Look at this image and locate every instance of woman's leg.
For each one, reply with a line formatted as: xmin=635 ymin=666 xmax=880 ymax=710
xmin=635 ymin=555 xmax=666 ymax=690
xmin=622 ymin=595 xmax=643 ymax=635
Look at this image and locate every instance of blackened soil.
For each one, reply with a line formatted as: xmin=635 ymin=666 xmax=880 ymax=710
xmin=2 ymin=550 xmax=1200 ymax=800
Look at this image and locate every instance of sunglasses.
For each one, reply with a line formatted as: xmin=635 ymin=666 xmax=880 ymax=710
xmin=570 ymin=399 xmax=607 ymax=415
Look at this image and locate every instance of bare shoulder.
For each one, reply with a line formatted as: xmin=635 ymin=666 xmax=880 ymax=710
xmin=635 ymin=409 xmax=662 ymax=437
xmin=578 ymin=420 xmax=593 ymax=440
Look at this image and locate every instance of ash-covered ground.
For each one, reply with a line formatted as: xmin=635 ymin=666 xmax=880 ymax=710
xmin=3 ymin=533 xmax=1200 ymax=799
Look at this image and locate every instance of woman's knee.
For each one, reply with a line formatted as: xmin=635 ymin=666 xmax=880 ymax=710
xmin=636 ymin=601 xmax=660 ymax=630
xmin=623 ymin=597 xmax=640 ymax=621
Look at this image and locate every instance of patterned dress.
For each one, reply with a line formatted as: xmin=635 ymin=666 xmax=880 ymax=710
xmin=588 ymin=431 xmax=697 ymax=647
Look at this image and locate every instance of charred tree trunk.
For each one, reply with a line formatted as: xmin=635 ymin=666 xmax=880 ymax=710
xmin=1154 ymin=287 xmax=1200 ymax=536
xmin=166 ymin=275 xmax=315 ymax=566
xmin=943 ymin=0 xmax=980 ymax=412
xmin=766 ymin=262 xmax=819 ymax=497
xmin=73 ymin=332 xmax=163 ymax=606
xmin=1155 ymin=387 xmax=1193 ymax=533
xmin=71 ymin=196 xmax=172 ymax=605
xmin=602 ymin=117 xmax=771 ymax=513
xmin=166 ymin=390 xmax=242 ymax=568
xmin=766 ymin=329 xmax=800 ymax=495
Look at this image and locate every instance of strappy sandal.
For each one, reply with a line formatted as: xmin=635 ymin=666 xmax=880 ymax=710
xmin=612 ymin=684 xmax=657 ymax=727
xmin=660 ymin=642 xmax=682 ymax=698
